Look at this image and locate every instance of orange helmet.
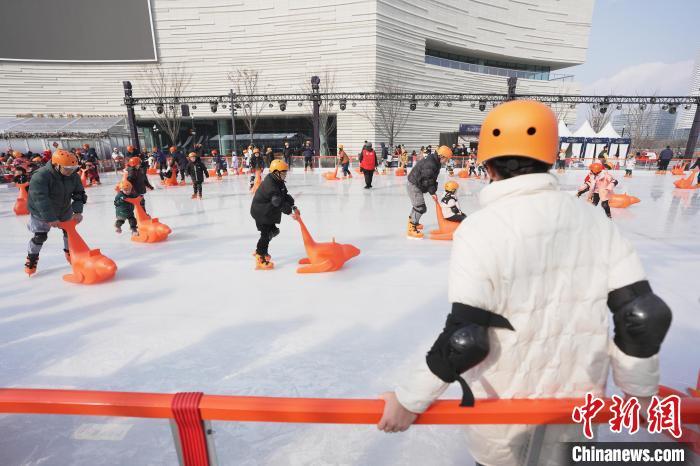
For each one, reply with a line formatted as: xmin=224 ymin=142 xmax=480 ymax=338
xmin=169 ymin=146 xmax=177 ymax=154
xmin=211 ymin=149 xmax=219 ymax=155
xmin=127 ymin=156 xmax=141 ymax=167
xmin=12 ymin=150 xmax=22 ymax=158
xmin=119 ymin=180 xmax=133 ymax=191
xmin=589 ymin=162 xmax=603 ymax=174
xmin=51 ymin=149 xmax=79 ymax=167
xmin=445 ymin=181 xmax=458 ymax=192
xmin=437 ymin=145 xmax=453 ymax=159
xmin=83 ymin=143 xmax=89 ymax=149
xmin=477 ymin=100 xmax=558 ymax=165
xmin=126 ymin=145 xmax=135 ymax=153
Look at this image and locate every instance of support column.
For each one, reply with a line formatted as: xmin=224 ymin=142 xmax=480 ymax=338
xmin=229 ymin=90 xmax=238 ymax=156
xmin=122 ymin=81 xmax=141 ymax=153
xmin=684 ymin=102 xmax=700 ymax=159
xmin=311 ymin=76 xmax=321 ymax=158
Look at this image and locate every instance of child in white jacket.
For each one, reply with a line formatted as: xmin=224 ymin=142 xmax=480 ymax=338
xmin=378 ymin=100 xmax=672 ymax=466
xmin=440 ymin=181 xmax=466 ymax=222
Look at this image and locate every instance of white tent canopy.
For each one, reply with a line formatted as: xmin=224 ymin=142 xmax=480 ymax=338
xmin=558 ymin=121 xmax=573 ymax=153
xmin=596 ymin=122 xmax=629 ymax=158
xmin=571 ymin=121 xmax=596 ymax=158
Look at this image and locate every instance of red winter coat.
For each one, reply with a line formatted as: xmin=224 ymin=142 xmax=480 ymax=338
xmin=359 ymin=149 xmax=376 ymax=171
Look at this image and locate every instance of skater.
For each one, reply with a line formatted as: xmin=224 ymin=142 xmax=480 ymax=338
xmin=186 ymin=152 xmax=209 ymax=199
xmin=170 ymin=146 xmax=188 ymax=182
xmin=25 ymin=149 xmax=87 ymax=275
xmin=264 ymin=147 xmax=273 ymax=167
xmin=283 ymin=140 xmax=293 ymax=170
xmin=467 ymin=156 xmax=477 ymax=177
xmin=126 ymin=156 xmax=154 ymax=209
xmin=13 ymin=166 xmax=29 ymax=184
xmin=406 ymin=145 xmax=452 ymax=238
xmin=231 ymin=151 xmax=240 ymax=175
xmin=445 ymin=157 xmax=455 ymax=177
xmin=625 ymin=152 xmax=638 ymax=177
xmin=212 ymin=149 xmax=226 ymax=179
xmin=378 ymin=100 xmax=672 ymax=466
xmin=556 ymin=149 xmax=566 ymax=173
xmin=399 ymin=148 xmax=409 ymax=170
xmin=114 ymin=180 xmax=139 ymax=236
xmin=338 ymin=144 xmax=351 ymax=178
xmin=84 ymin=160 xmax=100 ymax=185
xmin=440 ymin=181 xmax=466 ymax=223
xmin=250 ymin=159 xmax=299 ymax=270
xmin=658 ymin=145 xmax=673 ymax=172
xmin=155 ymin=148 xmax=168 ymax=181
xmin=249 ymin=147 xmax=265 ymax=190
xmin=302 ymin=140 xmax=315 ymax=172
xmin=577 ymin=162 xmax=619 ymax=219
xmin=359 ymin=142 xmax=377 ymax=189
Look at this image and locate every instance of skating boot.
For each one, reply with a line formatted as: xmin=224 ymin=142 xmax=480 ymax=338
xmin=255 ymin=253 xmax=274 ymax=270
xmin=197 ymin=194 xmax=202 ymax=199
xmin=191 ymin=194 xmax=197 ymax=199
xmin=407 ymin=221 xmax=424 ymax=239
xmin=131 ymin=229 xmax=139 ymax=237
xmin=252 ymin=251 xmax=271 ymax=261
xmin=407 ymin=217 xmax=424 ymax=231
xmin=115 ymin=225 xmax=122 ymax=234
xmin=217 ymin=175 xmax=222 ymax=180
xmin=24 ymin=254 xmax=39 ymax=276
xmin=64 ymin=249 xmax=71 ymax=264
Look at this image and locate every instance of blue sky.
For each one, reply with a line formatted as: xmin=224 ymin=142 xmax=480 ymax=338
xmin=570 ymin=0 xmax=699 ymax=95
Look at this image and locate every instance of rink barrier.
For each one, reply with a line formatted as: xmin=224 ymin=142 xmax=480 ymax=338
xmin=0 ymin=387 xmax=698 ymax=466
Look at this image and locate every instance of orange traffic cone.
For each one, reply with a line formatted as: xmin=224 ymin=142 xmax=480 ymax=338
xmin=293 ymin=213 xmax=360 ymax=273
xmin=58 ymin=218 xmax=117 ymax=284
xmin=607 ymin=193 xmax=641 ymax=208
xmin=124 ymin=196 xmax=172 ymax=243
xmin=146 ymin=167 xmax=157 ymax=175
xmin=395 ymin=167 xmax=406 ymax=176
xmin=13 ymin=182 xmax=29 ymax=215
xmin=674 ymin=170 xmax=699 ymax=189
xmin=429 ymin=197 xmax=460 ymax=241
xmin=80 ymin=170 xmax=89 ymax=187
xmin=323 ymin=166 xmax=341 ymax=181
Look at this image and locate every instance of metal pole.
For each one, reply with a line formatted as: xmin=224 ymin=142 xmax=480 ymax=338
xmin=122 ymin=81 xmax=141 ymax=153
xmin=507 ymin=77 xmax=518 ymax=101
xmin=229 ymin=90 xmax=237 ymax=156
xmin=684 ymin=103 xmax=700 ymax=159
xmin=311 ymin=76 xmax=321 ymax=159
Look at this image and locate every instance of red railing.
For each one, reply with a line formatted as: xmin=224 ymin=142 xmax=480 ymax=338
xmin=1 ymin=386 xmax=698 ymax=465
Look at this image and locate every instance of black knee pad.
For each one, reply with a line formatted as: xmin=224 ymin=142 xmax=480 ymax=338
xmin=413 ymin=204 xmax=427 ymax=214
xmin=31 ymin=232 xmax=48 ymax=245
xmin=268 ymin=226 xmax=280 ymax=240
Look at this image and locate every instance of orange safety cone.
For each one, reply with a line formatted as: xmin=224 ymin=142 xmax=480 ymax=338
xmin=323 ymin=166 xmax=341 ymax=181
xmin=395 ymin=167 xmax=406 ymax=176
xmin=607 ymin=193 xmax=640 ymax=208
xmin=57 ymin=218 xmax=117 ymax=284
xmin=293 ymin=213 xmax=360 ymax=273
xmin=674 ymin=170 xmax=699 ymax=189
xmin=671 ymin=164 xmax=685 ymax=176
xmin=13 ymin=182 xmax=29 ymax=215
xmin=161 ymin=167 xmax=180 ymax=187
xmin=251 ymin=170 xmax=262 ymax=194
xmin=146 ymin=167 xmax=158 ymax=175
xmin=124 ymin=196 xmax=171 ymax=243
xmin=429 ymin=197 xmax=460 ymax=241
xmin=208 ymin=169 xmax=217 ymax=177
xmin=80 ymin=170 xmax=89 ymax=187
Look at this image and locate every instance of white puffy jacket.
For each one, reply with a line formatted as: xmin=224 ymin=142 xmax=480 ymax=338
xmin=395 ymin=173 xmax=659 ymax=466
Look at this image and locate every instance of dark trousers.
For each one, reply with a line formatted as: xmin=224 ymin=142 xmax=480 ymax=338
xmin=255 ymin=223 xmax=279 ymax=256
xmin=363 ymin=169 xmax=374 ymax=187
xmin=591 ymin=193 xmax=611 ymax=218
xmin=341 ymin=163 xmax=351 ymax=176
xmin=216 ymin=165 xmax=226 ymax=176
xmin=446 ymin=214 xmax=466 ymax=222
xmin=658 ymin=159 xmax=671 ymax=170
xmin=468 ymin=166 xmax=477 ymax=176
xmin=304 ymin=157 xmax=313 ymax=169
xmin=115 ymin=216 xmax=137 ymax=231
xmin=193 ymin=181 xmax=203 ymax=196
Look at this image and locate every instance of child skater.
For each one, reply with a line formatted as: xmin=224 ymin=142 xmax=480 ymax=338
xmin=250 ymin=159 xmax=299 ymax=270
xmin=338 ymin=144 xmax=352 ymax=178
xmin=406 ymin=145 xmax=452 ymax=238
xmin=186 ymin=152 xmax=209 ymax=199
xmin=625 ymin=152 xmax=637 ymax=178
xmin=440 ymin=181 xmax=466 ymax=223
xmin=577 ymin=162 xmax=619 ymax=219
xmin=249 ymin=147 xmax=265 ymax=190
xmin=114 ymin=180 xmax=139 ymax=236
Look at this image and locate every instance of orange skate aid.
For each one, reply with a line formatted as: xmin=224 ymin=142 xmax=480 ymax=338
xmin=323 ymin=166 xmax=341 ymax=180
xmin=429 ymin=196 xmax=460 ymax=241
xmin=607 ymin=193 xmax=640 ymax=208
xmin=674 ymin=170 xmax=699 ymax=189
xmin=125 ymin=196 xmax=171 ymax=243
xmin=395 ymin=167 xmax=406 ymax=176
xmin=294 ymin=215 xmax=360 ymax=273
xmin=58 ymin=219 xmax=117 ymax=284
xmin=161 ymin=167 xmax=180 ymax=187
xmin=13 ymin=182 xmax=29 ymax=215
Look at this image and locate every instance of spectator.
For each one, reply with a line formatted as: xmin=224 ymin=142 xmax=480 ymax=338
xmin=283 ymin=141 xmax=293 ymax=170
xmin=359 ymin=142 xmax=377 ymax=188
xmin=302 ymin=140 xmax=315 ymax=172
xmin=658 ymin=145 xmax=674 ymax=171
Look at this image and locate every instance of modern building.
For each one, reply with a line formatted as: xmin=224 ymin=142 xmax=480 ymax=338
xmin=674 ymin=49 xmax=700 ymax=140
xmin=612 ymin=108 xmax=678 ymax=141
xmin=0 ymin=0 xmax=595 ymax=156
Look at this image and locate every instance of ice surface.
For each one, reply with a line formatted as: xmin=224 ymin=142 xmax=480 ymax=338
xmin=0 ymin=168 xmax=697 ymax=465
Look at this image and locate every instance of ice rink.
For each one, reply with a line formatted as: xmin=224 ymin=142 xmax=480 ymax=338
xmin=1 ymin=167 xmax=698 ymax=465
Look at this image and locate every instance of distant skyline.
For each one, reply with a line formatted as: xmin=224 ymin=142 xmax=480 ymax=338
xmin=570 ymin=0 xmax=699 ymax=125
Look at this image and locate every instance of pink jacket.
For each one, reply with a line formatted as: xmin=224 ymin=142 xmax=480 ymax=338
xmin=580 ymin=171 xmax=616 ymax=201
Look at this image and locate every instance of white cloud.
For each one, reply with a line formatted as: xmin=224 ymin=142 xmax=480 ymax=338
xmin=583 ymin=59 xmax=694 ymax=95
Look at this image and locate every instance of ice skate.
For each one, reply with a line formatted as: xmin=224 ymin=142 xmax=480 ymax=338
xmin=115 ymin=225 xmax=122 ymax=234
xmin=252 ymin=251 xmax=271 ymax=261
xmin=197 ymin=194 xmax=202 ymax=199
xmin=191 ymin=194 xmax=197 ymax=199
xmin=255 ymin=253 xmax=274 ymax=270
xmin=407 ymin=221 xmax=424 ymax=239
xmin=131 ymin=229 xmax=139 ymax=237
xmin=408 ymin=218 xmax=424 ymax=231
xmin=24 ymin=254 xmax=39 ymax=276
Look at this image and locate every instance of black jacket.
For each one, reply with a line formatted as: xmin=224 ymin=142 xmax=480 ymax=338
xmin=250 ymin=174 xmax=295 ymax=225
xmin=28 ymin=164 xmax=86 ymax=222
xmin=302 ymin=146 xmax=314 ymax=158
xmin=174 ymin=152 xmax=189 ymax=172
xmin=659 ymin=148 xmax=674 ymax=161
xmin=408 ymin=153 xmax=441 ymax=194
xmin=187 ymin=158 xmax=209 ymax=183
xmin=126 ymin=166 xmax=154 ymax=195
xmin=13 ymin=174 xmax=29 ymax=184
xmin=283 ymin=146 xmax=293 ymax=160
xmin=250 ymin=154 xmax=266 ymax=170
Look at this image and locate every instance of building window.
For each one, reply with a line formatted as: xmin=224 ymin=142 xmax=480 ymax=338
xmin=425 ymin=47 xmax=553 ymax=81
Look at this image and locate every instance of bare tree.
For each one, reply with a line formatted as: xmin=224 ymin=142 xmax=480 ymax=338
xmin=362 ymin=77 xmax=411 ymax=147
xmin=623 ymin=103 xmax=656 ymax=150
xmin=586 ymin=104 xmax=613 ymax=132
xmin=140 ymin=64 xmax=191 ymax=147
xmin=228 ymin=69 xmax=265 ymax=146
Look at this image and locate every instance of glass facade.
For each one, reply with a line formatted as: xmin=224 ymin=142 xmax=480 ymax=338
xmin=425 ymin=47 xmax=571 ymax=81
